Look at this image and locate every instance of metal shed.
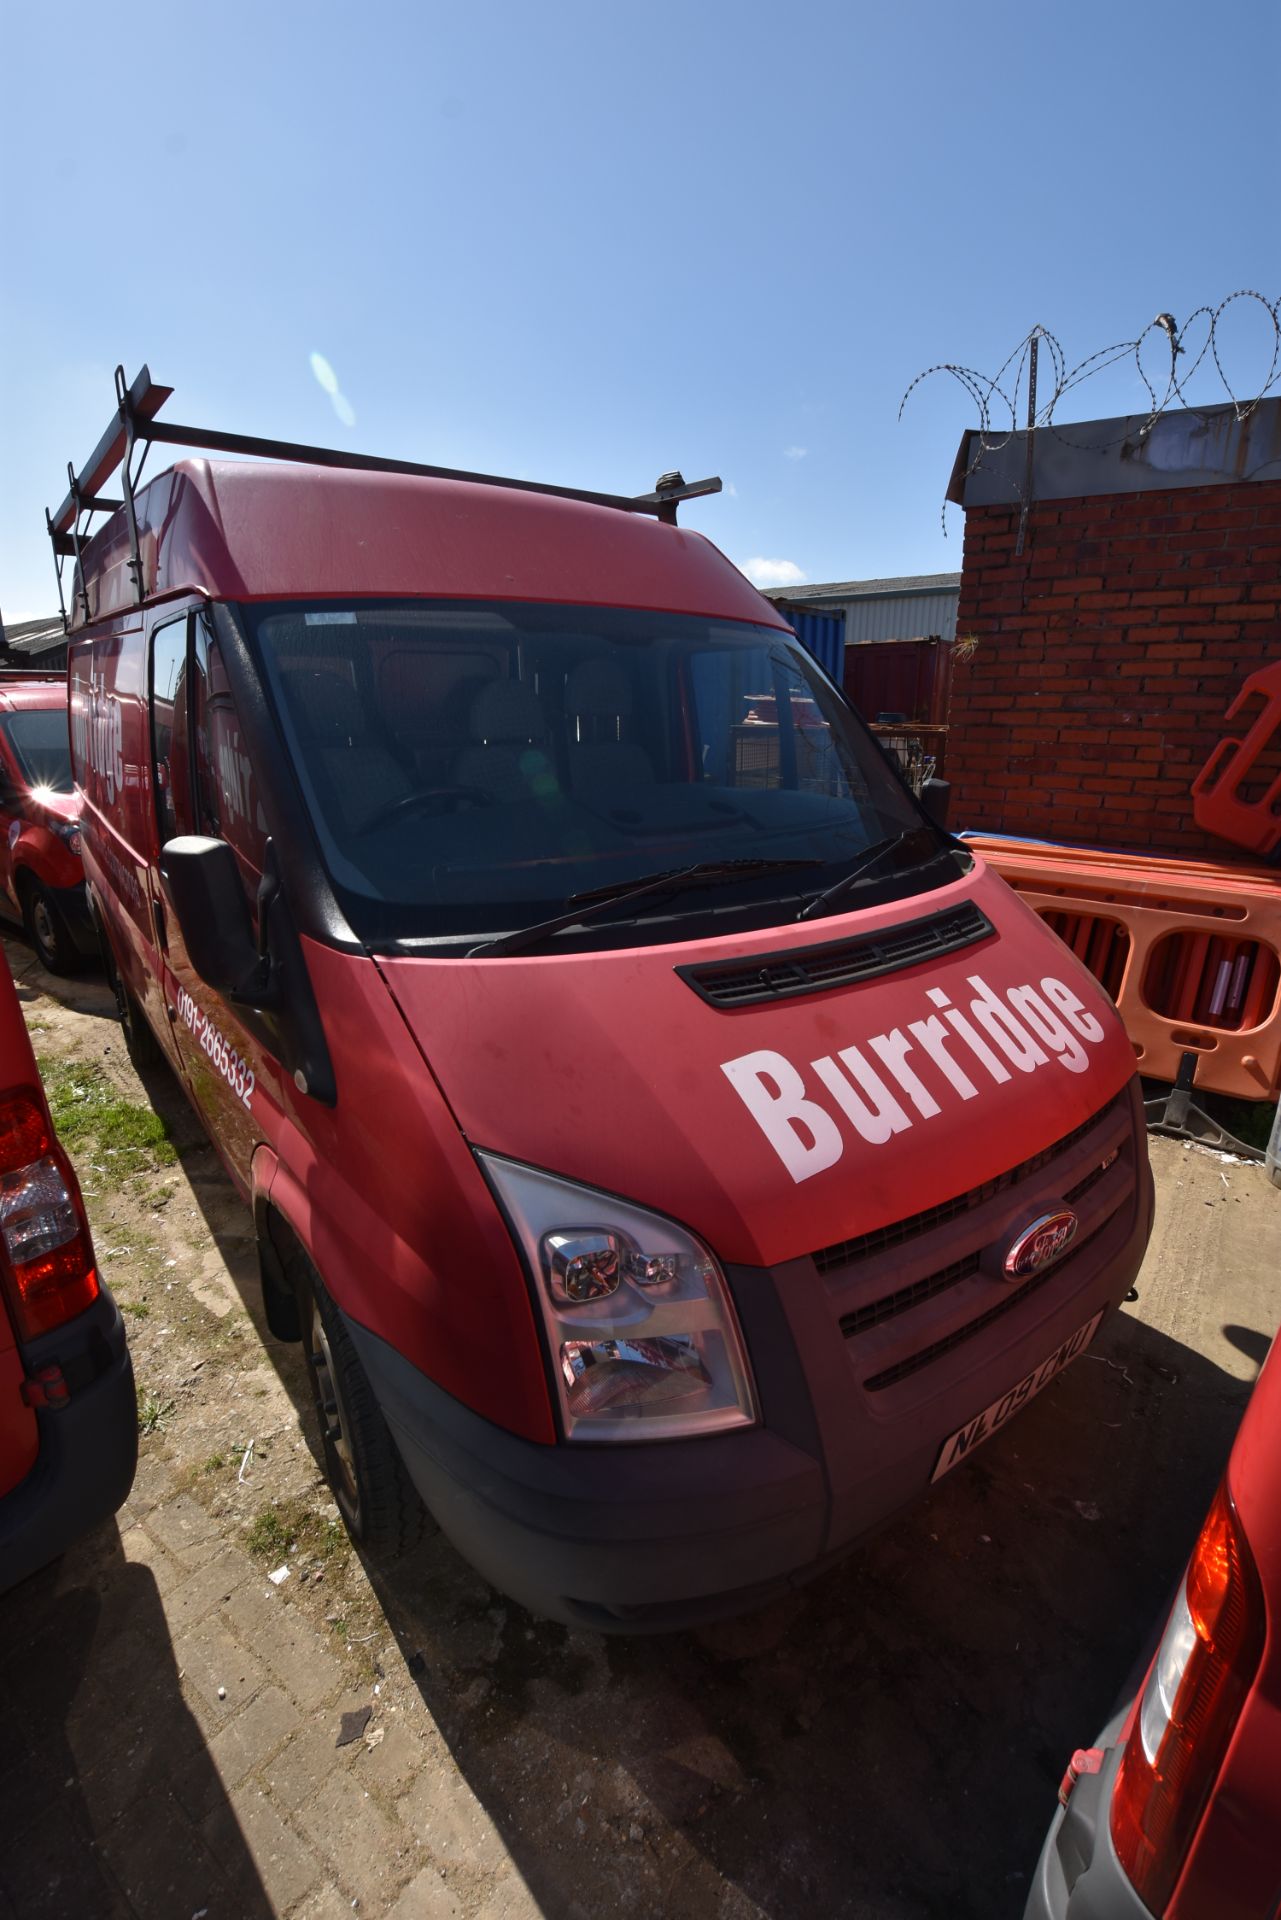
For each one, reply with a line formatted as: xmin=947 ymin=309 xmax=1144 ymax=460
xmin=767 ymin=572 xmax=960 ymax=647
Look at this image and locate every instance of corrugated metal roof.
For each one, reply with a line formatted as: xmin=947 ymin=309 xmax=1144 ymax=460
xmin=765 ymin=572 xmax=960 ymax=604
xmin=1 ymin=615 xmax=65 ymax=656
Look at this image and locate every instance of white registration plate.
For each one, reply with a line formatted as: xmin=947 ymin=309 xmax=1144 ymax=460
xmin=930 ymin=1310 xmax=1104 ymax=1484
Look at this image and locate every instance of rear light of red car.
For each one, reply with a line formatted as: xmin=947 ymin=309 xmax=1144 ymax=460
xmin=1110 ymin=1481 xmax=1265 ymax=1912
xmin=0 ymin=1085 xmax=99 ymax=1341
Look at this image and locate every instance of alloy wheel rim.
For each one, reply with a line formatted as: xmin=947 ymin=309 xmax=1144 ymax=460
xmin=32 ymin=899 xmax=55 ymax=955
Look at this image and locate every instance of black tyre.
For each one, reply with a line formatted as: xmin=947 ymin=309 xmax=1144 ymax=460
xmin=104 ymin=947 xmax=163 ymax=1067
xmin=22 ymin=881 xmax=81 ymax=976
xmin=295 ymin=1255 xmax=431 ymax=1559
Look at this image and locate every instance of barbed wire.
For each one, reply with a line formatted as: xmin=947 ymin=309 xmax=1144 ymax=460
xmin=900 ymin=290 xmax=1281 ymax=532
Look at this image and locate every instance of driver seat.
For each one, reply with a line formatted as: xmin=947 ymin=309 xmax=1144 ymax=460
xmin=280 ymin=667 xmax=414 ymax=833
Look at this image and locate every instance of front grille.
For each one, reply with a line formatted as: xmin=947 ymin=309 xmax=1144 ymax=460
xmin=862 ymin=1222 xmax=1107 ymax=1391
xmin=1064 ymin=1153 xmax=1116 ymax=1206
xmin=839 ymin=1253 xmax=980 ymax=1337
xmin=813 ymin=1091 xmax=1124 ymax=1277
xmin=677 ymin=900 xmax=994 ymax=1010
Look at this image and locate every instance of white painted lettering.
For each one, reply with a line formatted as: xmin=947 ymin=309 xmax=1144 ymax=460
xmin=812 ymin=1047 xmax=911 ymax=1145
xmin=720 ymin=1050 xmax=843 ymax=1184
xmin=908 ymin=1015 xmax=979 ymax=1100
xmin=721 ymin=968 xmax=1112 ymax=1180
xmin=926 ymin=987 xmax=1014 ymax=1085
xmin=868 ymin=1030 xmax=942 ymax=1118
xmin=967 ymin=975 xmax=1048 ymax=1074
xmin=1008 ymin=983 xmax=1089 ymax=1074
xmin=1041 ymin=976 xmax=1106 ymax=1044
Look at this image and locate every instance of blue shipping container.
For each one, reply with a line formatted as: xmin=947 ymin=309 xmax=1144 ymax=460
xmin=783 ymin=607 xmax=845 ymax=685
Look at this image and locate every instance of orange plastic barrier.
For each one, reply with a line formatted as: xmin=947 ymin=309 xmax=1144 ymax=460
xmin=971 ymin=836 xmax=1281 ymax=1100
xmin=1191 ymin=659 xmax=1281 ymax=861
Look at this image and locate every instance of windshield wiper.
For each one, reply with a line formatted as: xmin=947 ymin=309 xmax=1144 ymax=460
xmin=470 ymin=858 xmax=824 ymax=957
xmin=796 ymin=826 xmax=942 ymax=922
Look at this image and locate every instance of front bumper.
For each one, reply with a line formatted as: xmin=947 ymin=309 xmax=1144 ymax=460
xmin=349 ymin=1084 xmax=1153 ymax=1630
xmin=0 ymin=1289 xmax=138 ymax=1593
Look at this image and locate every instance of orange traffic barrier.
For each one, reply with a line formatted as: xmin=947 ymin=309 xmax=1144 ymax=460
xmin=1191 ymin=659 xmax=1281 ymax=861
xmin=970 ymin=836 xmax=1281 ymax=1101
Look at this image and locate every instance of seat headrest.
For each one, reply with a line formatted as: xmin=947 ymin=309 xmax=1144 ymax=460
xmin=566 ymin=657 xmax=634 ymax=719
xmin=282 ymin=668 xmax=365 ymax=746
xmin=469 ymin=680 xmax=545 ymax=744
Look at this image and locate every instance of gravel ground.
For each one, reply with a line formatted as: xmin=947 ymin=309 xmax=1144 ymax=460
xmin=1 ymin=934 xmax=1277 ymax=1920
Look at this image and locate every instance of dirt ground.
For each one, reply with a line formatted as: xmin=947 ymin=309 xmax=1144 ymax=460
xmin=2 ymin=932 xmax=1278 ymax=1920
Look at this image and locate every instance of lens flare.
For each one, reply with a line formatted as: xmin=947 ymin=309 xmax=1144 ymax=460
xmin=309 ymin=352 xmax=339 ymax=396
xmin=309 ymin=352 xmax=356 ymax=427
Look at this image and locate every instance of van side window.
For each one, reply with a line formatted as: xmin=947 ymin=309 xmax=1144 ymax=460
xmin=192 ymin=616 xmax=269 ymax=902
xmin=150 ymin=616 xmax=190 ymax=845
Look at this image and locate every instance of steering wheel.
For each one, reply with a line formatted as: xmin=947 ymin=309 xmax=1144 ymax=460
xmin=355 ymin=786 xmax=493 ymax=835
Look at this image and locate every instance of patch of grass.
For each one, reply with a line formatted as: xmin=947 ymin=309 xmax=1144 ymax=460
xmin=137 ymin=1390 xmax=175 ymax=1435
xmin=37 ymin=1057 xmax=176 ymax=1176
xmin=118 ymin=1299 xmax=151 ymax=1320
xmin=246 ymin=1496 xmax=349 ymax=1566
xmin=172 ymin=1451 xmax=233 ymax=1499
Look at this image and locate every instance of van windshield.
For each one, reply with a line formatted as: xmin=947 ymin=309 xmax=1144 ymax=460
xmin=0 ymin=709 xmax=74 ymax=795
xmin=245 ymin=599 xmax=957 ymax=950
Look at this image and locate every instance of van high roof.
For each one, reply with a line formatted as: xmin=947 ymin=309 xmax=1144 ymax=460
xmin=48 ymin=365 xmax=774 ymax=636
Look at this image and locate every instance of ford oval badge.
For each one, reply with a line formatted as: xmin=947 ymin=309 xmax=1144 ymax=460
xmin=1003 ymin=1210 xmax=1079 ymax=1280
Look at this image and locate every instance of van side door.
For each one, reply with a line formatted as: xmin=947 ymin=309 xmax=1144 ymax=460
xmin=71 ymin=623 xmax=160 ymax=1031
xmin=150 ymin=610 xmax=279 ymax=1193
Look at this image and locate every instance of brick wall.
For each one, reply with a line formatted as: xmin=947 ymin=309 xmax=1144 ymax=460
xmin=947 ymin=478 xmax=1281 ymax=857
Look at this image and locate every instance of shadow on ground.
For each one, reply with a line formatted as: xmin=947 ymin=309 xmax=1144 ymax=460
xmin=362 ymin=1308 xmax=1255 ymax=1920
xmin=0 ymin=1534 xmax=276 ymax=1919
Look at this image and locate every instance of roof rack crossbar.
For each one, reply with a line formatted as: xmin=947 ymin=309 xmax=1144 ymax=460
xmin=46 ymin=364 xmax=722 ymax=619
xmin=138 ymin=416 xmax=722 ymax=522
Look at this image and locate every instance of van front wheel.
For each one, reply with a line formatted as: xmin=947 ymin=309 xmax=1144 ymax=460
xmin=23 ymin=882 xmax=80 ymax=975
xmin=295 ymin=1259 xmax=431 ymax=1560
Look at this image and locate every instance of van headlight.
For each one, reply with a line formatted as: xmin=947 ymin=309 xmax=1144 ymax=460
xmin=477 ymin=1153 xmax=758 ymax=1442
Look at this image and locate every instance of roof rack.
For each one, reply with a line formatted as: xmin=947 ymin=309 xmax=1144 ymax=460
xmin=46 ymin=364 xmax=722 ymax=626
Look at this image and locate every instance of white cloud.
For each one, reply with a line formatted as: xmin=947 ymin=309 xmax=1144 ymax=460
xmin=724 ymin=480 xmax=738 ymax=498
xmin=783 ymin=445 xmax=808 ymax=462
xmin=738 ymin=557 xmax=807 ymax=589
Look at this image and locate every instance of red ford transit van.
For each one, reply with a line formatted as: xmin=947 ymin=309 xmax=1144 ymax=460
xmin=46 ymin=368 xmax=1153 ymax=1628
xmin=0 ymin=675 xmax=95 ymax=974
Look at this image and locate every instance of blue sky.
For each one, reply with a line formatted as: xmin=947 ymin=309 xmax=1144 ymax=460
xmin=2 ymin=0 xmax=1277 ymax=620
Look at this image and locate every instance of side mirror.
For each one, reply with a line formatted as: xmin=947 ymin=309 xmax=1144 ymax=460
xmin=920 ymin=777 xmax=951 ymax=831
xmin=161 ymin=836 xmax=274 ymax=1006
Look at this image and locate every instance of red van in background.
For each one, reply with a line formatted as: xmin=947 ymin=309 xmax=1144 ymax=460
xmin=0 ymin=952 xmax=136 ymax=1592
xmin=1026 ymin=1327 xmax=1280 ymax=1920
xmin=47 ymin=368 xmax=1154 ymax=1628
xmin=0 ymin=674 xmax=96 ymax=974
